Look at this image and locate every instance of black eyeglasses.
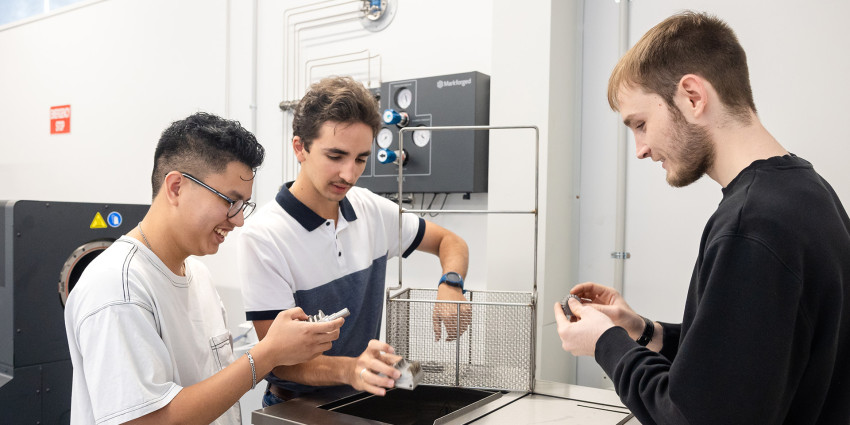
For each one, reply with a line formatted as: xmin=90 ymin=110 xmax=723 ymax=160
xmin=181 ymin=173 xmax=256 ymax=219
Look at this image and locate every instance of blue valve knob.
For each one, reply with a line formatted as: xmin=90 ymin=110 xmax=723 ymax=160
xmin=377 ymin=148 xmax=407 ymax=165
xmin=382 ymin=109 xmax=409 ymax=127
xmin=377 ymin=148 xmax=397 ymax=164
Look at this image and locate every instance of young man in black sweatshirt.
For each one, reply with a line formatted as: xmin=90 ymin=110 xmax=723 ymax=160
xmin=554 ymin=11 xmax=850 ymax=425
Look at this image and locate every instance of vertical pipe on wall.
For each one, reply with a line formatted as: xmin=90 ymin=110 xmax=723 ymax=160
xmin=225 ymin=0 xmax=231 ymax=117
xmin=612 ymin=0 xmax=629 ymax=295
xmin=251 ymin=0 xmax=258 ymax=133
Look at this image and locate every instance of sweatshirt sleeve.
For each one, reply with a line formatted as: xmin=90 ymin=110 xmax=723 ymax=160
xmin=594 ymin=235 xmax=809 ymax=425
xmin=657 ymin=322 xmax=681 ymax=361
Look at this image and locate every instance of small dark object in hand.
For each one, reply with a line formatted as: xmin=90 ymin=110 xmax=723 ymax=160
xmin=560 ymin=294 xmax=580 ymax=318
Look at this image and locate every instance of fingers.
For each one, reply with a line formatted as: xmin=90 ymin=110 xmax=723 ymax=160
xmin=280 ymin=307 xmax=308 ymax=321
xmin=553 ymin=302 xmax=569 ymax=327
xmin=432 ymin=304 xmax=472 ymax=342
xmin=311 ymin=317 xmax=344 ymax=334
xmin=366 ymin=339 xmax=395 ymax=355
xmin=571 ymin=282 xmax=619 ymax=304
xmin=358 ymin=367 xmax=394 ymax=396
xmin=432 ymin=313 xmax=443 ymax=341
xmin=570 ymin=282 xmax=602 ymax=297
xmin=355 ymin=341 xmax=402 ymax=395
xmin=567 ymin=297 xmax=584 ymax=319
xmin=448 ymin=306 xmax=471 ymax=341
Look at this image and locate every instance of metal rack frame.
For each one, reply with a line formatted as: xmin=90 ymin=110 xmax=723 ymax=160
xmin=385 ymin=124 xmax=540 ymax=391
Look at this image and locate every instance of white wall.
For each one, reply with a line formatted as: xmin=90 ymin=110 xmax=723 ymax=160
xmin=0 ymin=0 xmax=228 ymax=204
xmin=578 ymin=0 xmax=850 ymax=387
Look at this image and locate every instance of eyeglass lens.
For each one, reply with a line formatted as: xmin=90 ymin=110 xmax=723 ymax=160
xmin=228 ymin=200 xmax=255 ymax=218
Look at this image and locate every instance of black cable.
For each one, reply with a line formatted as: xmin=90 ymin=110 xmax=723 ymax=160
xmin=429 ymin=193 xmax=449 ymax=217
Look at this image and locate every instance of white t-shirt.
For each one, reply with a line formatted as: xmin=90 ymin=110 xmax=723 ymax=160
xmin=64 ymin=236 xmax=240 ymax=425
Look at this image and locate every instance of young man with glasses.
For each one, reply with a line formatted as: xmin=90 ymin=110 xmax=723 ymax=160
xmin=237 ymin=76 xmax=471 ymax=405
xmin=64 ymin=112 xmax=344 ymax=425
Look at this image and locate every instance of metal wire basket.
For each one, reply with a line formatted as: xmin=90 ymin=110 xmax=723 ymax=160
xmin=386 ymin=125 xmax=540 ymax=392
xmin=386 ymin=288 xmax=536 ymax=391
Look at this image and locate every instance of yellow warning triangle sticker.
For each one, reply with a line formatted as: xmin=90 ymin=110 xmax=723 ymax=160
xmin=90 ymin=212 xmax=108 ymax=229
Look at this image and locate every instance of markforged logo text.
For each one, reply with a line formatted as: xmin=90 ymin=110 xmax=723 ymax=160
xmin=436 ymin=78 xmax=472 ymax=89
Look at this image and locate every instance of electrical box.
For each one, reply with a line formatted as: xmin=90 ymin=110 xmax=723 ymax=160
xmin=357 ymin=71 xmax=490 ymax=194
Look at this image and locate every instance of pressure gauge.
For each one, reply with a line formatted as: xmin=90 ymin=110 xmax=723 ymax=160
xmin=396 ymin=87 xmax=413 ymax=109
xmin=413 ymin=127 xmax=431 ymax=147
xmin=376 ymin=127 xmax=393 ymax=149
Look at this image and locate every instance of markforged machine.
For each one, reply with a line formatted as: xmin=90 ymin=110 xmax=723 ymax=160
xmin=0 ymin=200 xmax=147 ymax=424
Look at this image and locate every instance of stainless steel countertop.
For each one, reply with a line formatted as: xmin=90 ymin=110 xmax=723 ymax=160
xmin=252 ymin=380 xmax=640 ymax=425
xmin=466 ymin=381 xmax=637 ymax=424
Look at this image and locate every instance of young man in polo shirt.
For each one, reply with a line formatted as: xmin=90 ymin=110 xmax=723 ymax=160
xmin=237 ymin=76 xmax=471 ymax=405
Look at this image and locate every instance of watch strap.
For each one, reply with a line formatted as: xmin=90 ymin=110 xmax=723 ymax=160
xmin=636 ymin=316 xmax=655 ymax=347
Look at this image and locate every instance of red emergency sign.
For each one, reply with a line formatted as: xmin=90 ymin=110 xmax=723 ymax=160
xmin=50 ymin=105 xmax=71 ymax=134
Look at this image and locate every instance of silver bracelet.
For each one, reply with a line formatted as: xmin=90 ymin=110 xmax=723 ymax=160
xmin=246 ymin=351 xmax=257 ymax=390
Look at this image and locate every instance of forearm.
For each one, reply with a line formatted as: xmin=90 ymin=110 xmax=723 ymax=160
xmin=128 ymin=341 xmax=276 ymax=425
xmin=270 ymin=354 xmax=356 ymax=387
xmin=438 ymin=234 xmax=468 ymax=277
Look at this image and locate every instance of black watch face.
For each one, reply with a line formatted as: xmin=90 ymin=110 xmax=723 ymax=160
xmin=445 ymin=272 xmax=462 ymax=284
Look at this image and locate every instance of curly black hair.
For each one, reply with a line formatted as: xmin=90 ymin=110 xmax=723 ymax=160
xmin=151 ymin=112 xmax=265 ymax=198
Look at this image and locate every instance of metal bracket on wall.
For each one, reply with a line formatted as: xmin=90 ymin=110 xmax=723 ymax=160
xmin=610 ymin=252 xmax=631 ymax=260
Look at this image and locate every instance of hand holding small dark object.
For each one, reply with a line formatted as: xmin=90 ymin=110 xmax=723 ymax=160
xmin=560 ymin=294 xmax=591 ymax=321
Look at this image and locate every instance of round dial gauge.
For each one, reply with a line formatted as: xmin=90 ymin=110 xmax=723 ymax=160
xmin=376 ymin=127 xmax=394 ymax=149
xmin=413 ymin=127 xmax=431 ymax=147
xmin=396 ymin=87 xmax=413 ymax=109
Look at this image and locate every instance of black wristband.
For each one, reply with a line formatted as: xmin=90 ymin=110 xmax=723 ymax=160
xmin=636 ymin=316 xmax=654 ymax=346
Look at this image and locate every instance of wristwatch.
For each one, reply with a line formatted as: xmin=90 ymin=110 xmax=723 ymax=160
xmin=439 ymin=272 xmax=464 ymax=291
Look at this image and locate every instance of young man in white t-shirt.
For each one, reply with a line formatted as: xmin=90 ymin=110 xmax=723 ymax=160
xmin=64 ymin=112 xmax=344 ymax=425
xmin=238 ymin=77 xmax=471 ymax=405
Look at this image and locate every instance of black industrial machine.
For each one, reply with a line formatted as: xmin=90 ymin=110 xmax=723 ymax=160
xmin=0 ymin=200 xmax=148 ymax=424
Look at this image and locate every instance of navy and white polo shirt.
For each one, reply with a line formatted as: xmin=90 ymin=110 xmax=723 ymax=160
xmin=237 ymin=183 xmax=425 ymax=393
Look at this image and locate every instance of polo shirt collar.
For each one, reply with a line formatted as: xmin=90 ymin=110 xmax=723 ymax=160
xmin=275 ymin=182 xmax=358 ymax=231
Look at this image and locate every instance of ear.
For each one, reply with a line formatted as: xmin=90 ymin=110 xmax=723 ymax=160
xmin=162 ymin=171 xmax=184 ymax=207
xmin=676 ymin=74 xmax=709 ymax=119
xmin=293 ymin=136 xmax=306 ymax=163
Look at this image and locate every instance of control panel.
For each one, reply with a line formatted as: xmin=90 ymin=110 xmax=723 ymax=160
xmin=357 ymin=71 xmax=490 ymax=194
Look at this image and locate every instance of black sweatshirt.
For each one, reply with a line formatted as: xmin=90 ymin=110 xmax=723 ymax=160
xmin=595 ymin=155 xmax=850 ymax=425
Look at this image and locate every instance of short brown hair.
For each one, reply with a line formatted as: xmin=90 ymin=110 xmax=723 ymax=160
xmin=608 ymin=11 xmax=756 ymax=122
xmin=292 ymin=76 xmax=381 ymax=151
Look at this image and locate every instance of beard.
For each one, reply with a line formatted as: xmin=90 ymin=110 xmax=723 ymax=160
xmin=666 ymin=108 xmax=715 ymax=188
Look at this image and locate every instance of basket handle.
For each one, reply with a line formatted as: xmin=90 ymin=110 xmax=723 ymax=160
xmin=386 ymin=125 xmax=540 ymax=296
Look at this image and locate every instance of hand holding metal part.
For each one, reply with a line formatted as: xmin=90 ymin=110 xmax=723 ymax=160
xmin=262 ymin=307 xmax=343 ymax=366
xmin=381 ymin=358 xmax=424 ymax=390
xmin=350 ymin=340 xmax=402 ymax=396
xmin=553 ymin=295 xmax=615 ymax=357
xmin=307 ymin=307 xmax=351 ymax=322
xmin=569 ymin=282 xmax=647 ymax=340
xmin=560 ymin=294 xmax=592 ymax=321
